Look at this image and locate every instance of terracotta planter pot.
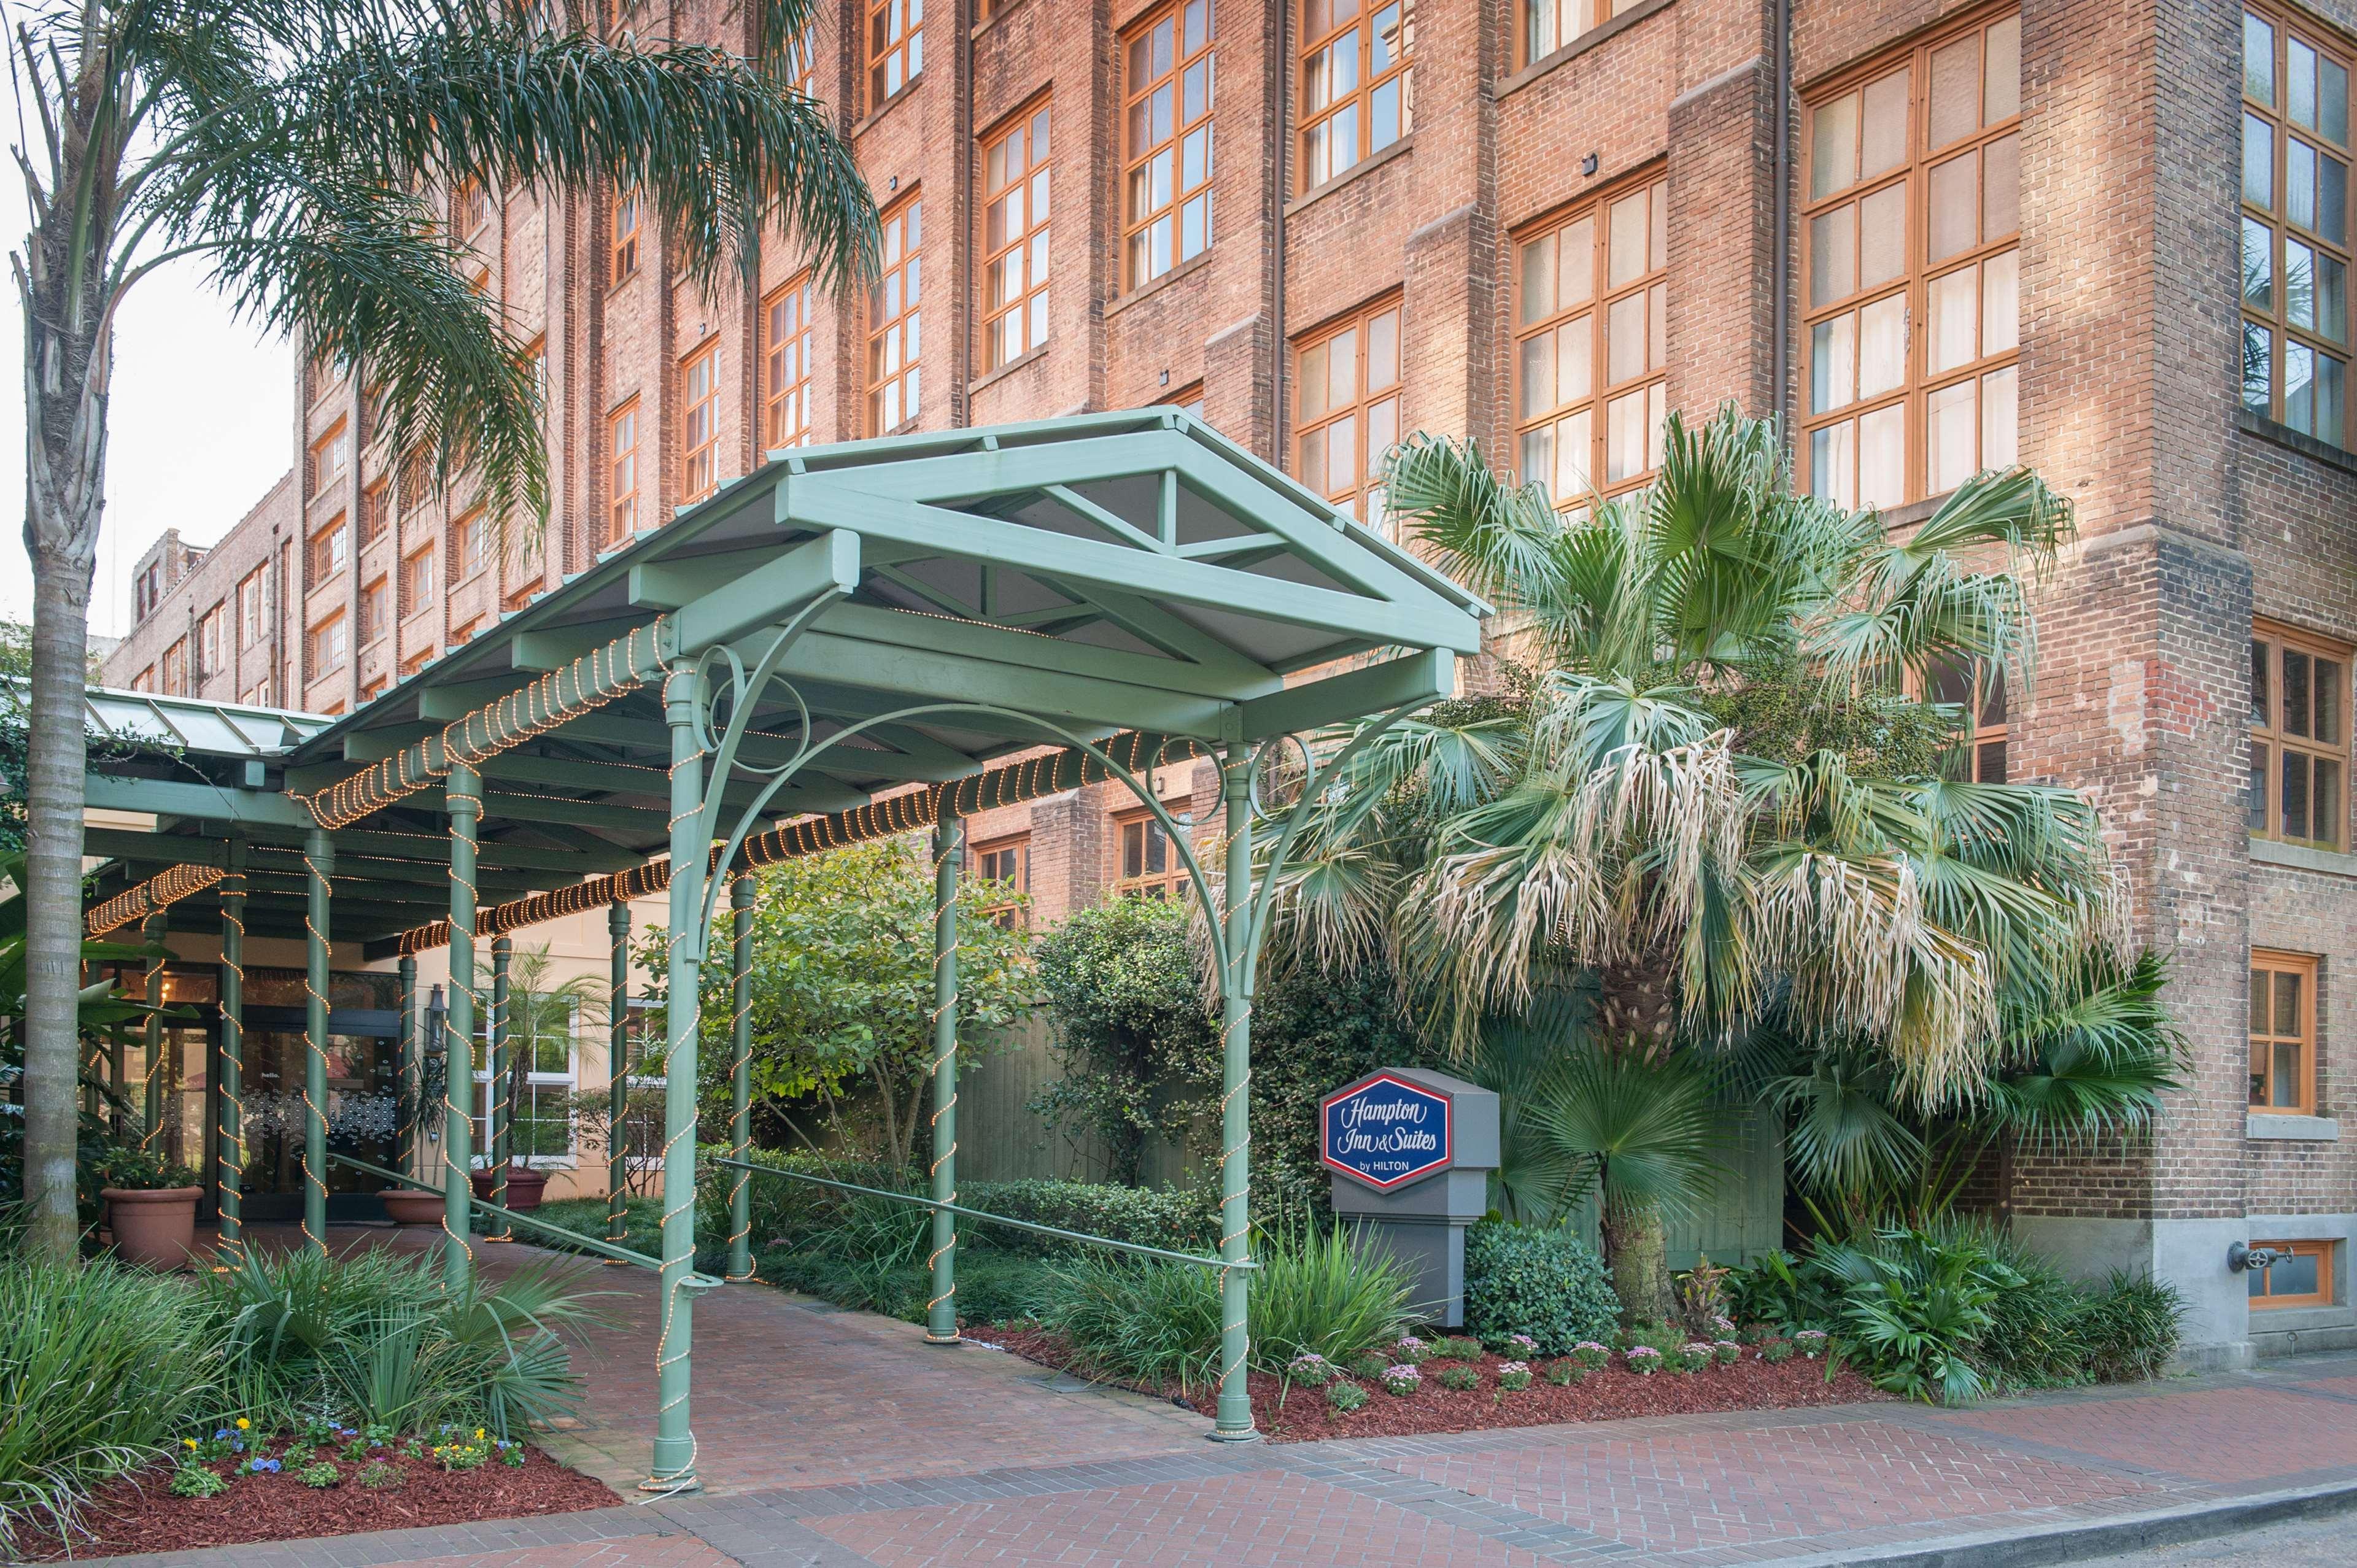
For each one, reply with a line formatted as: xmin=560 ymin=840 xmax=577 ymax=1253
xmin=381 ymin=1188 xmax=446 ymax=1226
xmin=470 ymin=1167 xmax=551 ymax=1211
xmin=100 ymin=1186 xmax=201 ymax=1270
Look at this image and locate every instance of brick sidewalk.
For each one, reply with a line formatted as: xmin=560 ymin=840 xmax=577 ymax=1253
xmin=90 ymin=1229 xmax=2357 ymax=1567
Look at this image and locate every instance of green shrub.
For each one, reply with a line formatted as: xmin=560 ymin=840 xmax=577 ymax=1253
xmin=963 ymin=1178 xmax=1217 ymax=1257
xmin=1326 ymin=1380 xmax=1369 ymax=1412
xmin=1039 ymin=1258 xmax=1223 ymax=1389
xmin=2080 ymin=1270 xmax=2184 ymax=1382
xmin=1807 ymin=1227 xmax=2015 ymax=1405
xmin=0 ymin=1259 xmax=219 ymax=1554
xmin=951 ymin=1253 xmax=1061 ymax=1327
xmin=358 ymin=1459 xmax=404 ymax=1491
xmin=1435 ymin=1364 xmax=1479 ymax=1391
xmin=1432 ymin=1335 xmax=1484 ymax=1361
xmin=1760 ymin=1337 xmax=1795 ymax=1364
xmin=1347 ymin=1351 xmax=1388 ymax=1378
xmin=529 ymin=1195 xmax=659 ymax=1258
xmin=200 ymin=1244 xmax=602 ymax=1437
xmin=299 ymin=1461 xmax=341 ymax=1489
xmin=1544 ymin=1358 xmax=1582 ymax=1385
xmin=1249 ymin=1222 xmax=1415 ymax=1366
xmin=1463 ymin=1222 xmax=1619 ymax=1356
xmin=1285 ymin=1352 xmax=1339 ymax=1385
xmin=169 ymin=1464 xmax=228 ymax=1499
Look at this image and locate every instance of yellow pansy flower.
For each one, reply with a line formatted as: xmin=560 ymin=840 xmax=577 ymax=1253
xmin=235 ymin=1418 xmax=250 ymax=1431
xmin=184 ymin=1438 xmax=198 ymax=1450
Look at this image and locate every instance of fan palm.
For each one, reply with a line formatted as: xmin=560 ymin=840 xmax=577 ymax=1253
xmin=14 ymin=0 xmax=878 ymax=1261
xmin=1267 ymin=405 xmax=2119 ymax=1108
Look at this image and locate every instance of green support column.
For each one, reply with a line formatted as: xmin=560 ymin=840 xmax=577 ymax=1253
xmin=1212 ymin=751 xmax=1257 ymax=1441
xmin=443 ymin=764 xmax=481 ymax=1294
xmin=487 ymin=935 xmax=514 ymax=1240
xmin=302 ymin=829 xmax=333 ymax=1256
xmin=395 ymin=955 xmax=418 ymax=1178
xmin=140 ymin=910 xmax=165 ymax=1146
xmin=726 ymin=873 xmax=755 ymax=1281
xmin=648 ymin=665 xmax=705 ymax=1491
xmin=606 ymin=901 xmax=632 ymax=1254
xmin=925 ymin=811 xmax=962 ymax=1346
xmin=216 ymin=838 xmax=246 ymax=1263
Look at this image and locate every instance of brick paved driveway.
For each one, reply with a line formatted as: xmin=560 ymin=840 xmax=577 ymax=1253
xmin=94 ymin=1229 xmax=2357 ymax=1568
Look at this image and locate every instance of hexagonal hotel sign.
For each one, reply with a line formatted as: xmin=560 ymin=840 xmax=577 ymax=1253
xmin=1320 ymin=1071 xmax=1454 ymax=1191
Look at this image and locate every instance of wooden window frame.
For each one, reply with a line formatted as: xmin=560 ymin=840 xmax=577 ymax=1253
xmin=238 ymin=568 xmax=266 ymax=651
xmin=451 ymin=507 xmax=488 ymax=584
xmin=2248 ymin=1237 xmax=2335 ymax=1308
xmin=402 ymin=545 xmax=436 ymax=617
xmin=1112 ymin=806 xmax=1192 ymax=899
xmin=1512 ymin=173 xmax=1669 ymax=511
xmin=161 ymin=639 xmax=187 ymax=697
xmin=784 ymin=17 xmax=819 ymax=98
xmin=2250 ymin=949 xmax=2320 ymax=1115
xmin=970 ymin=834 xmax=1031 ymax=928
xmin=362 ymin=477 xmax=391 ymax=547
xmin=681 ymin=342 xmax=723 ymax=504
xmin=1916 ymin=654 xmax=2009 ymax=782
xmin=2242 ymin=4 xmax=2356 ymax=449
xmin=1122 ymin=0 xmax=1215 ymax=290
xmin=611 ymin=187 xmax=642 ymax=285
xmin=451 ymin=177 xmax=486 ymax=239
xmin=868 ymin=193 xmax=924 ymax=435
xmin=1294 ymin=295 xmax=1403 ymax=533
xmin=866 ymin=0 xmax=922 ymax=111
xmin=311 ymin=420 xmax=350 ymax=493
xmin=981 ymin=99 xmax=1053 ymax=371
xmin=2250 ymin=619 xmax=2351 ymax=849
xmin=1800 ymin=6 xmax=2022 ymax=512
xmin=196 ymin=605 xmax=225 ymax=680
xmin=762 ymin=274 xmax=818 ymax=452
xmin=608 ymin=398 xmax=641 ymax=546
xmin=1298 ymin=0 xmax=1414 ymax=193
xmin=1522 ymin=0 xmax=1643 ymax=71
xmin=309 ymin=612 xmax=348 ymax=676
xmin=309 ymin=512 xmax=349 ymax=584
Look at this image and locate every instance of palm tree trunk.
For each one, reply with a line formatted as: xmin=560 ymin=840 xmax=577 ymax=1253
xmin=19 ymin=105 xmax=114 ymax=1262
xmin=1601 ymin=1200 xmax=1676 ymax=1327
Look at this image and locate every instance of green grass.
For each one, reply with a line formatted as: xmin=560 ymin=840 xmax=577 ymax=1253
xmin=524 ymin=1195 xmax=660 ymax=1259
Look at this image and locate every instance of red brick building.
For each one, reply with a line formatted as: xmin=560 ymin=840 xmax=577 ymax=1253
xmin=98 ymin=0 xmax=2357 ymax=1366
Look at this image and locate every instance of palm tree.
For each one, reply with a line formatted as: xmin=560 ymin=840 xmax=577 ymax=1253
xmin=495 ymin=944 xmax=610 ymax=1169
xmin=12 ymin=0 xmax=877 ymax=1261
xmin=1264 ymin=406 xmax=2162 ymax=1302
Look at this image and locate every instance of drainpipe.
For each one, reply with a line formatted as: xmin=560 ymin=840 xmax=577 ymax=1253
xmin=1269 ymin=1 xmax=1289 ymax=462
xmin=1770 ymin=0 xmax=1792 ymax=439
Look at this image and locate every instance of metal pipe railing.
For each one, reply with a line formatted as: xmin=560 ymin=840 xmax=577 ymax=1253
xmin=328 ymin=1151 xmax=684 ymax=1276
xmin=710 ymin=1156 xmax=1255 ymax=1273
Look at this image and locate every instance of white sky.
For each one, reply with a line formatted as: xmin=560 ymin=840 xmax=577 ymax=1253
xmin=2 ymin=61 xmax=295 ymax=641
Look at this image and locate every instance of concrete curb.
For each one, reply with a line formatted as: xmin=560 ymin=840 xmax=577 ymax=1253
xmin=1763 ymin=1478 xmax=2357 ymax=1568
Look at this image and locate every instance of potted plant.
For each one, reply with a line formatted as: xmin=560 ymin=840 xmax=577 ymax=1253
xmin=94 ymin=1145 xmax=204 ymax=1268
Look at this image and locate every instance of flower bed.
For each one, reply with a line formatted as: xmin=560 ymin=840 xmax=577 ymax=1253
xmin=20 ymin=1424 xmax=615 ymax=1561
xmin=971 ymin=1327 xmax=1884 ymax=1443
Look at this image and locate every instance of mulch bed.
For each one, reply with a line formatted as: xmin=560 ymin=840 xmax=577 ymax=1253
xmin=970 ymin=1327 xmax=1886 ymax=1443
xmin=21 ymin=1442 xmax=617 ymax=1562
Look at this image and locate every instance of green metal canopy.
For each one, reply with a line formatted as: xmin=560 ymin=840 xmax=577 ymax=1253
xmin=82 ymin=409 xmax=1485 ymax=948
xmin=74 ymin=409 xmax=1490 ymax=1485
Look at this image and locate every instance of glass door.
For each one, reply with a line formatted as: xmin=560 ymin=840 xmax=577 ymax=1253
xmin=239 ymin=1008 xmax=402 ymax=1221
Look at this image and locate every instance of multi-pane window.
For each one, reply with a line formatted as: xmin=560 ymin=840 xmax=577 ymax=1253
xmin=1113 ymin=809 xmax=1191 ymax=898
xmin=309 ymin=613 xmax=348 ymax=674
xmin=309 ymin=514 xmax=349 ymax=583
xmin=2243 ymin=7 xmax=2354 ymax=447
xmin=1523 ymin=0 xmax=1644 ymax=69
xmin=1123 ymin=0 xmax=1214 ymax=288
xmin=611 ymin=188 xmax=641 ymax=283
xmin=2250 ymin=623 xmax=2350 ymax=849
xmin=970 ymin=836 xmax=1029 ymax=929
xmin=451 ymin=177 xmax=485 ymax=238
xmin=239 ymin=568 xmax=266 ymax=649
xmin=473 ymin=1006 xmax=581 ymax=1161
xmin=400 ymin=447 xmax=432 ymax=512
xmin=785 ymin=18 xmax=818 ymax=98
xmin=358 ymin=577 xmax=389 ymax=646
xmin=608 ymin=400 xmax=640 ymax=545
xmin=403 ymin=545 xmax=436 ymax=616
xmin=2249 ymin=949 xmax=2317 ymax=1114
xmin=1296 ymin=297 xmax=1402 ymax=532
xmin=312 ymin=422 xmax=350 ymax=492
xmin=1299 ymin=0 xmax=1413 ymax=190
xmin=983 ymin=104 xmax=1052 ymax=371
xmin=869 ymin=195 xmax=924 ymax=433
xmin=763 ymin=276 xmax=817 ymax=450
xmin=452 ymin=508 xmax=489 ymax=581
xmin=362 ymin=478 xmax=390 ymax=546
xmin=1802 ymin=9 xmax=2021 ymax=511
xmin=867 ymin=0 xmax=921 ymax=108
xmin=681 ymin=344 xmax=722 ymax=503
xmin=196 ymin=605 xmax=226 ymax=681
xmin=161 ymin=639 xmax=187 ymax=696
xmin=1514 ymin=178 xmax=1668 ymax=511
xmin=1924 ymin=655 xmax=2008 ymax=782
xmin=2248 ymin=1238 xmax=2334 ymax=1307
